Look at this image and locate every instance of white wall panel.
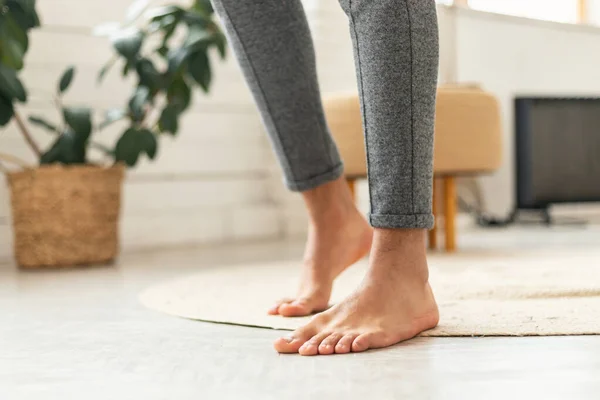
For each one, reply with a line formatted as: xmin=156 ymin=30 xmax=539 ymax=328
xmin=0 ymin=0 xmax=276 ymax=263
xmin=454 ymin=9 xmax=600 ymax=216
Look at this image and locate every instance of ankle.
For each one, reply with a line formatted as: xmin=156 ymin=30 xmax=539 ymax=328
xmin=373 ymin=228 xmax=427 ymax=249
xmin=369 ymin=228 xmax=430 ymax=283
xmin=302 ymin=177 xmax=357 ymax=226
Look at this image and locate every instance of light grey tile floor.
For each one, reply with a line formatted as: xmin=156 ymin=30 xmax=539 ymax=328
xmin=1 ymin=225 xmax=599 ymax=400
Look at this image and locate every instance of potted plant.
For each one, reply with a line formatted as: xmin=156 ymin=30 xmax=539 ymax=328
xmin=0 ymin=0 xmax=226 ymax=268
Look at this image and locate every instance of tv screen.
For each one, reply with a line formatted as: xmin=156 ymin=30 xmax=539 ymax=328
xmin=515 ymin=97 xmax=600 ymax=209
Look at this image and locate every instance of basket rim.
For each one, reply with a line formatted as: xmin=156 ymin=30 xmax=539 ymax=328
xmin=6 ymin=163 xmax=125 ymax=180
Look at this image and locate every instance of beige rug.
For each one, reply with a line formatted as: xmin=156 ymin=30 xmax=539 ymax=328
xmin=140 ymin=248 xmax=600 ymax=336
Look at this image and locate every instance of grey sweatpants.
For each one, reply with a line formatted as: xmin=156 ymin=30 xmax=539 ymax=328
xmin=211 ymin=0 xmax=439 ymax=229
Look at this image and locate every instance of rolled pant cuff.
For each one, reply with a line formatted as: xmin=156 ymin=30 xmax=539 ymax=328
xmin=369 ymin=213 xmax=434 ymax=230
xmin=286 ymin=163 xmax=344 ymax=192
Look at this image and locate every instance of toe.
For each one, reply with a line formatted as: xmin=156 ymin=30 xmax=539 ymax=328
xmin=318 ymin=333 xmax=343 ymax=355
xmin=299 ymin=331 xmax=331 ymax=356
xmin=268 ymin=298 xmax=293 ymax=315
xmin=278 ymin=299 xmax=312 ymax=317
xmin=273 ymin=335 xmax=304 ymax=354
xmin=351 ymin=333 xmax=371 ymax=353
xmin=273 ymin=326 xmax=316 ymax=354
xmin=335 ymin=334 xmax=358 ymax=354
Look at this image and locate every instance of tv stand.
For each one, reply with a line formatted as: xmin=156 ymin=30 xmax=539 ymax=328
xmin=515 ymin=208 xmax=588 ymax=226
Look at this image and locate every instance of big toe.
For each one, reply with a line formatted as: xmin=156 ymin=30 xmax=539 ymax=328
xmin=273 ymin=335 xmax=305 ymax=353
xmin=274 ymin=328 xmax=315 ymax=354
xmin=268 ymin=298 xmax=293 ymax=315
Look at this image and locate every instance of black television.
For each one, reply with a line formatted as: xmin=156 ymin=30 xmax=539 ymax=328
xmin=514 ymin=97 xmax=600 ymax=219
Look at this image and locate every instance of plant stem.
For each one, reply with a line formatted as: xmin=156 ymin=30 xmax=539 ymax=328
xmin=53 ymin=95 xmax=67 ymax=133
xmin=13 ymin=110 xmax=42 ymax=157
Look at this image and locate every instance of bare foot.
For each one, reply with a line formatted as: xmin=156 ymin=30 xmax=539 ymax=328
xmin=273 ymin=229 xmax=439 ymax=355
xmin=268 ymin=177 xmax=373 ymax=317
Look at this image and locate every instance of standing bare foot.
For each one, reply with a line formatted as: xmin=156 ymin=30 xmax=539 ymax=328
xmin=268 ymin=177 xmax=373 ymax=317
xmin=273 ymin=228 xmax=439 ymax=355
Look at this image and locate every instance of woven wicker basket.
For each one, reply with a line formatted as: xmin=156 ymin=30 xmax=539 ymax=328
xmin=6 ymin=164 xmax=125 ymax=268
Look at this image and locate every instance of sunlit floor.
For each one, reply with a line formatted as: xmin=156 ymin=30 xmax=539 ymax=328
xmin=1 ymin=224 xmax=600 ymax=400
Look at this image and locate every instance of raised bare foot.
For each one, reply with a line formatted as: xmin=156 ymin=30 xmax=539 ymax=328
xmin=273 ymin=228 xmax=439 ymax=355
xmin=268 ymin=177 xmax=373 ymax=317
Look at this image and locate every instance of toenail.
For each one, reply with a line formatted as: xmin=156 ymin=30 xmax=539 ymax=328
xmin=283 ymin=336 xmax=294 ymax=343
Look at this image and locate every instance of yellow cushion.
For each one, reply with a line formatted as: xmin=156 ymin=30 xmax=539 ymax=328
xmin=434 ymin=86 xmax=503 ymax=175
xmin=324 ymin=86 xmax=503 ymax=177
xmin=324 ymin=94 xmax=365 ymax=178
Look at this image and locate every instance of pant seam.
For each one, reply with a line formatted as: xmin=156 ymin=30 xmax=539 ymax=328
xmin=348 ymin=0 xmax=374 ymax=217
xmin=405 ymin=0 xmax=416 ymax=216
xmin=217 ymin=7 xmax=297 ymax=182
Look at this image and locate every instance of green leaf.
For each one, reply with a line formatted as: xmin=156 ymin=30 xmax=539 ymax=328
xmin=158 ymin=104 xmax=178 ymax=135
xmin=98 ymin=108 xmax=127 ymax=130
xmin=167 ymin=77 xmax=191 ymax=113
xmin=139 ymin=128 xmax=157 ymax=159
xmin=5 ymin=13 xmax=29 ymax=52
xmin=181 ymin=11 xmax=211 ymax=26
xmin=0 ymin=95 xmax=14 ymax=126
xmin=28 ymin=115 xmax=59 ymax=133
xmin=122 ymin=59 xmax=134 ymax=77
xmin=30 ymin=9 xmax=41 ymax=28
xmin=111 ymin=29 xmax=144 ymax=60
xmin=97 ymin=58 xmax=116 ymax=83
xmin=63 ymin=107 xmax=92 ymax=138
xmin=7 ymin=0 xmax=40 ymax=29
xmin=188 ymin=50 xmax=211 ymax=92
xmin=62 ymin=108 xmax=92 ymax=163
xmin=0 ymin=33 xmax=26 ymax=70
xmin=40 ymin=132 xmax=77 ymax=165
xmin=184 ymin=26 xmax=211 ymax=51
xmin=0 ymin=64 xmax=27 ymax=102
xmin=114 ymin=127 xmax=158 ymax=166
xmin=10 ymin=0 xmax=38 ymax=17
xmin=192 ymin=0 xmax=214 ymax=14
xmin=214 ymin=32 xmax=226 ymax=59
xmin=0 ymin=13 xmax=28 ymax=69
xmin=58 ymin=66 xmax=75 ymax=94
xmin=161 ymin=17 xmax=178 ymax=46
xmin=128 ymin=86 xmax=150 ymax=122
xmin=98 ymin=64 xmax=110 ymax=82
xmin=146 ymin=5 xmax=184 ymax=21
xmin=135 ymin=58 xmax=162 ymax=90
xmin=114 ymin=127 xmax=142 ymax=167
xmin=166 ymin=47 xmax=189 ymax=77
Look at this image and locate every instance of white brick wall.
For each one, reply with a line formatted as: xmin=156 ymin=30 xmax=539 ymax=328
xmin=0 ymin=0 xmax=281 ymax=262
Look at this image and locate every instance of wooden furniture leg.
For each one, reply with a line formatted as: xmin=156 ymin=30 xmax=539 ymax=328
xmin=347 ymin=178 xmax=356 ymax=201
xmin=443 ymin=175 xmax=457 ymax=252
xmin=428 ymin=178 xmax=438 ymax=250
